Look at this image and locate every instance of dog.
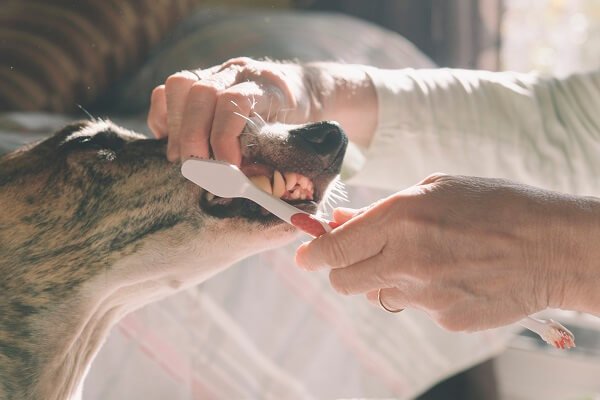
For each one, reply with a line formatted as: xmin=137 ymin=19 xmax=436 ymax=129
xmin=0 ymin=118 xmax=347 ymax=400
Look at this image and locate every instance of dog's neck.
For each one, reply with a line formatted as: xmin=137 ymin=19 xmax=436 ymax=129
xmin=31 ymin=244 xmax=226 ymax=400
xmin=2 ymin=214 xmax=290 ymax=400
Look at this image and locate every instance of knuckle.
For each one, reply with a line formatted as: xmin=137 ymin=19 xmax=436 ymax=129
xmin=209 ymin=132 xmax=230 ymax=148
xmin=151 ymin=85 xmax=165 ymax=101
xmin=165 ymin=72 xmax=195 ymax=87
xmin=420 ymin=172 xmax=450 ymax=185
xmin=225 ymin=56 xmax=253 ymax=67
xmin=217 ymin=91 xmax=249 ymax=111
xmin=324 ymin=239 xmax=349 ymax=268
xmin=436 ymin=312 xmax=468 ymax=332
xmin=329 ymin=270 xmax=351 ymax=295
xmin=189 ymin=82 xmax=219 ymax=98
xmin=180 ymin=127 xmax=205 ymax=142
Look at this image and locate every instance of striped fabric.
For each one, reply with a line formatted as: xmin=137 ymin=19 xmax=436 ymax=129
xmin=0 ymin=0 xmax=291 ymax=113
xmin=108 ymin=9 xmax=435 ymax=113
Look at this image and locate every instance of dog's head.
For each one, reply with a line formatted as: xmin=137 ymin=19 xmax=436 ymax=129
xmin=0 ymin=119 xmax=347 ymax=297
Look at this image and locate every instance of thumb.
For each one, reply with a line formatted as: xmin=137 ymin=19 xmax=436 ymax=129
xmin=295 ymin=208 xmax=383 ymax=271
xmin=332 ymin=207 xmax=365 ymax=225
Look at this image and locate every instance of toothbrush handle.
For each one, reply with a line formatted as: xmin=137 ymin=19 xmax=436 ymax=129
xmin=243 ymin=185 xmax=336 ymax=237
xmin=290 ymin=213 xmax=337 ymax=237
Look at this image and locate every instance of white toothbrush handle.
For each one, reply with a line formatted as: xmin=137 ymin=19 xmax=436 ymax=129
xmin=243 ymin=185 xmax=332 ymax=237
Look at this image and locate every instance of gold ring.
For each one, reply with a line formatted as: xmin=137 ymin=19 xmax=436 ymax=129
xmin=378 ymin=288 xmax=403 ymax=313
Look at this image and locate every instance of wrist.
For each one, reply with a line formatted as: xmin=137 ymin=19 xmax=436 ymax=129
xmin=550 ymin=194 xmax=600 ymax=314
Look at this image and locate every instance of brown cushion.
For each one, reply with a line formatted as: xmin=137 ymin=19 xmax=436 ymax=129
xmin=0 ymin=0 xmax=291 ymax=113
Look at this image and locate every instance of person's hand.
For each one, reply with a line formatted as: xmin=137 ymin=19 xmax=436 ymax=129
xmin=147 ymin=57 xmax=311 ymax=164
xmin=295 ymin=174 xmax=598 ymax=331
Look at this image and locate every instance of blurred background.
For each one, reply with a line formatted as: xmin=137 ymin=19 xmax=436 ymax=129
xmin=2 ymin=1 xmax=600 ymax=399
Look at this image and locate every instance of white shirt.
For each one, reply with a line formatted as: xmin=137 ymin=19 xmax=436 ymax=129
xmin=351 ymin=67 xmax=600 ymax=196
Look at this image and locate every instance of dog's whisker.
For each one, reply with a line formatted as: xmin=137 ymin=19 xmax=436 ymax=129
xmin=233 ymin=112 xmax=259 ymax=131
xmin=267 ymin=98 xmax=273 ymax=122
xmin=246 ymin=95 xmax=258 ymax=112
xmin=77 ymin=104 xmax=96 ymax=121
xmin=252 ymin=111 xmax=266 ymax=127
xmin=276 ymin=107 xmax=294 ymax=124
xmin=331 ymin=188 xmax=348 ymax=202
xmin=229 ymin=100 xmax=243 ymax=112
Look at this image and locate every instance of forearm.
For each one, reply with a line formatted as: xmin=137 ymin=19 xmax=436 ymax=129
xmin=557 ymin=194 xmax=600 ymax=315
xmin=333 ymin=66 xmax=600 ymax=195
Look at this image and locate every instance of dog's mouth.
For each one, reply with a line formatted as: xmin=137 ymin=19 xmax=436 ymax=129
xmin=199 ymin=158 xmax=327 ymax=222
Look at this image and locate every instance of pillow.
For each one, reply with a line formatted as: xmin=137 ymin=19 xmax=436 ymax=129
xmin=0 ymin=0 xmax=292 ymax=113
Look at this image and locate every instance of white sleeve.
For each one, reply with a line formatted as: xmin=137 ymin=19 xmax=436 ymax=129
xmin=346 ymin=67 xmax=600 ymax=196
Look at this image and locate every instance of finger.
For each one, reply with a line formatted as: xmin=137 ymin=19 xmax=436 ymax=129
xmin=219 ymin=58 xmax=292 ymax=121
xmin=418 ymin=172 xmax=449 ymax=185
xmin=328 ymin=253 xmax=390 ymax=295
xmin=210 ymin=81 xmax=264 ymax=165
xmin=165 ymin=71 xmax=198 ymax=161
xmin=148 ymin=85 xmax=167 ymax=138
xmin=295 ymin=210 xmax=384 ymax=271
xmin=366 ymin=288 xmax=407 ymax=312
xmin=176 ymin=68 xmax=243 ymax=162
xmin=177 ymin=82 xmax=218 ymax=160
xmin=332 ymin=207 xmax=365 ymax=225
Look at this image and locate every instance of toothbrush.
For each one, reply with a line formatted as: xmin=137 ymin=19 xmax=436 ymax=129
xmin=519 ymin=316 xmax=575 ymax=349
xmin=181 ymin=159 xmax=576 ymax=349
xmin=181 ymin=159 xmax=334 ymax=237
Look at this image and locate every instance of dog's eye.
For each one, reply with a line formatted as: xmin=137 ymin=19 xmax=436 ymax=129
xmin=61 ymin=130 xmax=126 ymax=153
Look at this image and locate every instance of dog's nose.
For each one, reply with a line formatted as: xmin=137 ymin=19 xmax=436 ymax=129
xmin=291 ymin=121 xmax=347 ymax=157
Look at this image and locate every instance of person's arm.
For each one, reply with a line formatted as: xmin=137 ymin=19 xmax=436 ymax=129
xmin=147 ymin=59 xmax=379 ymax=164
xmin=296 ymin=174 xmax=600 ymax=330
xmin=325 ymin=67 xmax=600 ymax=195
xmin=148 ymin=59 xmax=600 ymax=195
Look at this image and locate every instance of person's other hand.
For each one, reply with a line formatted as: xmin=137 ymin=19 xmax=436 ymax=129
xmin=295 ymin=174 xmax=592 ymax=331
xmin=147 ymin=57 xmax=311 ymax=164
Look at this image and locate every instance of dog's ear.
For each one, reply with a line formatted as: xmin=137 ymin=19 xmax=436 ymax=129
xmin=0 ymin=122 xmax=91 ymax=185
xmin=40 ymin=121 xmax=98 ymax=155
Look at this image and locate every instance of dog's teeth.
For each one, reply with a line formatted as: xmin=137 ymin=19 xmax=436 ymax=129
xmin=272 ymin=170 xmax=286 ymax=198
xmin=300 ymin=192 xmax=307 ymax=200
xmin=284 ymin=172 xmax=297 ymax=191
xmin=298 ymin=176 xmax=310 ymax=189
xmin=205 ymin=192 xmax=215 ymax=202
xmin=250 ymin=175 xmax=272 ymax=194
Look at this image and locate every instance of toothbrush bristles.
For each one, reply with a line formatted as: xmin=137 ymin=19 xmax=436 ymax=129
xmin=540 ymin=322 xmax=575 ymax=349
xmin=520 ymin=317 xmax=575 ymax=350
